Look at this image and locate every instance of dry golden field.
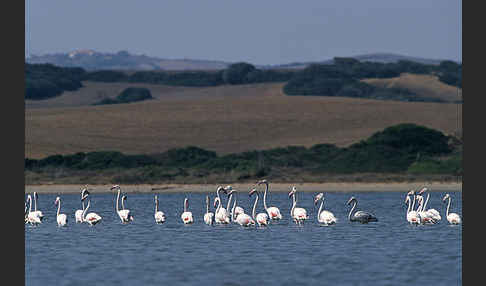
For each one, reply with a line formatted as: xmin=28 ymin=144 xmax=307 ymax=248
xmin=25 ymin=80 xmax=462 ymax=159
xmin=362 ymin=73 xmax=462 ymax=102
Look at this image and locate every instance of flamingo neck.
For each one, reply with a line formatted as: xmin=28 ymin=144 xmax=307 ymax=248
xmin=57 ymin=200 xmax=61 ymax=217
xmin=121 ymin=198 xmax=126 ymax=210
xmin=231 ymin=200 xmax=237 ymax=221
xmin=206 ymin=198 xmax=209 ymax=214
xmin=411 ymin=194 xmax=416 ymax=211
xmin=406 ymin=197 xmax=411 ymax=214
xmin=82 ymin=200 xmax=91 ymax=219
xmin=348 ymin=201 xmax=357 ymax=221
xmin=34 ymin=194 xmax=38 ymax=211
xmin=116 ymin=189 xmax=120 ymax=212
xmin=446 ymin=197 xmax=451 ymax=217
xmin=28 ymin=196 xmax=33 ymax=213
xmin=423 ymin=193 xmax=430 ymax=211
xmin=417 ymin=198 xmax=423 ymax=212
xmin=263 ymin=183 xmax=269 ymax=210
xmin=290 ymin=193 xmax=296 ymax=217
xmin=215 ymin=198 xmax=221 ymax=213
xmin=184 ymin=199 xmax=188 ymax=212
xmin=252 ymin=193 xmax=259 ymax=220
xmin=226 ymin=193 xmax=233 ymax=212
xmin=318 ymin=199 xmax=324 ymax=220
xmin=155 ymin=198 xmax=158 ymax=213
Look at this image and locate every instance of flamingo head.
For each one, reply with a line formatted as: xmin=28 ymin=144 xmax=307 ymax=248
xmin=442 ymin=193 xmax=450 ymax=202
xmin=418 ymin=187 xmax=428 ymax=195
xmin=213 ymin=197 xmax=220 ymax=208
xmin=34 ymin=192 xmax=38 ymax=200
xmin=54 ymin=196 xmax=60 ymax=205
xmin=288 ymin=187 xmax=297 ymax=198
xmin=257 ymin=179 xmax=267 ymax=185
xmin=249 ymin=188 xmax=257 ymax=197
xmin=110 ymin=185 xmax=120 ymax=191
xmin=184 ymin=198 xmax=189 ymax=209
xmin=216 ymin=186 xmax=227 ymax=194
xmin=154 ymin=194 xmax=158 ymax=201
xmin=314 ymin=193 xmax=324 ymax=205
xmin=226 ymin=189 xmax=235 ymax=197
xmin=347 ymin=196 xmax=356 ymax=206
xmin=404 ymin=195 xmax=410 ymax=204
xmin=407 ymin=189 xmax=415 ymax=196
xmin=416 ymin=195 xmax=424 ymax=205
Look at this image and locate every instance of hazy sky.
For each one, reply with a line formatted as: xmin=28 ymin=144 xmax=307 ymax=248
xmin=25 ymin=1 xmax=461 ymax=65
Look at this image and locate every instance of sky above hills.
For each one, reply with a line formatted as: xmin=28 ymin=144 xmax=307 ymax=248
xmin=25 ymin=1 xmax=461 ymax=66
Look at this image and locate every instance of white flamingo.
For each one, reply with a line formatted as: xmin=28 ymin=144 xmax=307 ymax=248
xmin=54 ymin=196 xmax=68 ymax=227
xmin=81 ymin=193 xmax=102 ymax=225
xmin=154 ymin=195 xmax=166 ymax=224
xmin=314 ymin=193 xmax=337 ymax=226
xmin=417 ymin=187 xmax=442 ymax=223
xmin=231 ymin=197 xmax=254 ymax=227
xmin=346 ymin=196 xmax=378 ymax=223
xmin=181 ymin=197 xmax=194 ymax=224
xmin=442 ymin=194 xmax=462 ymax=225
xmin=30 ymin=192 xmax=44 ymax=222
xmin=25 ymin=195 xmax=41 ymax=225
xmin=257 ymin=180 xmax=282 ymax=220
xmin=75 ymin=187 xmax=89 ymax=223
xmin=288 ymin=186 xmax=308 ymax=225
xmin=249 ymin=188 xmax=269 ymax=226
xmin=111 ymin=185 xmax=133 ymax=223
xmin=203 ymin=195 xmax=215 ymax=225
xmin=415 ymin=195 xmax=437 ymax=225
xmin=214 ymin=186 xmax=230 ymax=224
xmin=226 ymin=187 xmax=245 ymax=222
xmin=405 ymin=191 xmax=420 ymax=225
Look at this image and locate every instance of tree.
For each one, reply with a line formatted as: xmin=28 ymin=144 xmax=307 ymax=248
xmin=222 ymin=62 xmax=256 ymax=84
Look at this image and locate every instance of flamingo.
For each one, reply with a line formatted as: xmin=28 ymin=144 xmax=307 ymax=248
xmin=30 ymin=192 xmax=44 ymax=222
xmin=231 ymin=197 xmax=254 ymax=227
xmin=314 ymin=193 xmax=337 ymax=226
xmin=75 ymin=186 xmax=89 ymax=223
xmin=226 ymin=187 xmax=245 ymax=222
xmin=81 ymin=195 xmax=102 ymax=226
xmin=417 ymin=187 xmax=442 ymax=223
xmin=442 ymin=194 xmax=462 ymax=225
xmin=181 ymin=197 xmax=194 ymax=224
xmin=203 ymin=195 xmax=215 ymax=225
xmin=257 ymin=180 xmax=282 ymax=220
xmin=214 ymin=186 xmax=230 ymax=224
xmin=249 ymin=188 xmax=269 ymax=226
xmin=154 ymin=195 xmax=166 ymax=224
xmin=25 ymin=195 xmax=41 ymax=225
xmin=405 ymin=191 xmax=420 ymax=225
xmin=288 ymin=186 xmax=308 ymax=225
xmin=346 ymin=196 xmax=378 ymax=223
xmin=54 ymin=196 xmax=68 ymax=227
xmin=24 ymin=200 xmax=28 ymax=224
xmin=111 ymin=185 xmax=133 ymax=223
xmin=415 ymin=195 xmax=438 ymax=225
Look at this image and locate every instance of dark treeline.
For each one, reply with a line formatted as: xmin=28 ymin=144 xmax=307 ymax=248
xmin=25 ymin=59 xmax=461 ymax=101
xmin=93 ymin=87 xmax=153 ymax=105
xmin=26 ymin=124 xmax=462 ymax=183
xmin=283 ymin=58 xmax=462 ymax=101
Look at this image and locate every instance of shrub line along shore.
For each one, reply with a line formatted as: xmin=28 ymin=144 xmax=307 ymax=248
xmin=25 ymin=182 xmax=462 ymax=194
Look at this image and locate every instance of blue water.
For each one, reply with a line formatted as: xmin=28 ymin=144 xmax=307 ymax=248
xmin=25 ymin=191 xmax=462 ymax=286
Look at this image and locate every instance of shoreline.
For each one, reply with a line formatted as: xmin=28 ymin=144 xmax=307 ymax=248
xmin=25 ymin=181 xmax=462 ymax=194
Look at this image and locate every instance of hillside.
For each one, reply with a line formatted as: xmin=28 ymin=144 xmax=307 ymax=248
xmin=27 ymin=50 xmax=454 ymax=71
xmin=25 ymin=81 xmax=462 ymax=159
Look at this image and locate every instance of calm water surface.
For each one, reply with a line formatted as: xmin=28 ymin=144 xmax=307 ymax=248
xmin=25 ymin=191 xmax=462 ymax=286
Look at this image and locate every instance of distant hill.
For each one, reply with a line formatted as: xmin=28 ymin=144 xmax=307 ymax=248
xmin=27 ymin=50 xmax=456 ymax=71
xmin=266 ymin=53 xmax=452 ymax=70
xmin=27 ymin=50 xmax=231 ymax=71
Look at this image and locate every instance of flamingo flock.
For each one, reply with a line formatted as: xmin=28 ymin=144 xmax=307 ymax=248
xmin=25 ymin=182 xmax=462 ymax=227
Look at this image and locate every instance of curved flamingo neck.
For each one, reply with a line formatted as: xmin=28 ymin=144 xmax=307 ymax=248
xmin=226 ymin=193 xmax=233 ymax=212
xmin=406 ymin=197 xmax=411 ymax=214
xmin=411 ymin=195 xmax=416 ymax=211
xmin=263 ymin=183 xmax=269 ymax=210
xmin=82 ymin=200 xmax=91 ymax=218
xmin=252 ymin=192 xmax=259 ymax=220
xmin=155 ymin=198 xmax=159 ymax=213
xmin=184 ymin=199 xmax=188 ymax=212
xmin=215 ymin=198 xmax=221 ymax=214
xmin=290 ymin=193 xmax=296 ymax=217
xmin=318 ymin=199 xmax=324 ymax=220
xmin=231 ymin=200 xmax=237 ymax=221
xmin=348 ymin=200 xmax=357 ymax=221
xmin=56 ymin=200 xmax=61 ymax=217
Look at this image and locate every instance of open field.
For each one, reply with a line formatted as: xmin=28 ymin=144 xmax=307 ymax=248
xmin=362 ymin=73 xmax=462 ymax=102
xmin=25 ymin=181 xmax=462 ymax=194
xmin=26 ymin=81 xmax=462 ymax=159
